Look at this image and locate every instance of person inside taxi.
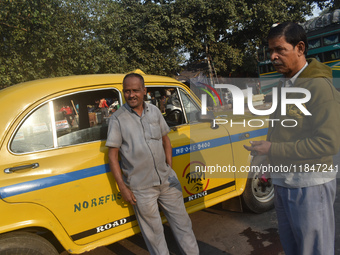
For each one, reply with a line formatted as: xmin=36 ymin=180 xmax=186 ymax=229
xmin=59 ymin=105 xmax=75 ymax=127
xmin=99 ymin=97 xmax=109 ymax=123
xmin=106 ymin=73 xmax=199 ymax=255
xmin=244 ymin=22 xmax=340 ymax=255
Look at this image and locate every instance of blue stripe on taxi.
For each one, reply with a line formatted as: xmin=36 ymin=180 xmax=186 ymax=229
xmin=0 ymin=128 xmax=267 ymax=199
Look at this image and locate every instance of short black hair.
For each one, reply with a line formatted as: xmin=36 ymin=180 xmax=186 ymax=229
xmin=123 ymin=73 xmax=145 ymax=88
xmin=267 ymin=22 xmax=308 ymax=55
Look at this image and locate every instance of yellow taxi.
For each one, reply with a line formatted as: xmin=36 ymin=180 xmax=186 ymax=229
xmin=0 ymin=71 xmax=272 ymax=254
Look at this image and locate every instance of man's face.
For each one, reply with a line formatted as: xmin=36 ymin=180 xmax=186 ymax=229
xmin=123 ymin=76 xmax=147 ymax=109
xmin=268 ymin=36 xmax=305 ymax=78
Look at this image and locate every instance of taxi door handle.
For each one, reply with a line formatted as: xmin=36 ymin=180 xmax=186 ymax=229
xmin=4 ymin=163 xmax=39 ymax=174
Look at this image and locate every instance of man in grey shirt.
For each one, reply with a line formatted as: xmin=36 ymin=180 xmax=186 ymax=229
xmin=106 ymin=73 xmax=199 ymax=255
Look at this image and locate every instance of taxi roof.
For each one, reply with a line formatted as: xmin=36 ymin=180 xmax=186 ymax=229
xmin=0 ymin=73 xmax=185 ymax=147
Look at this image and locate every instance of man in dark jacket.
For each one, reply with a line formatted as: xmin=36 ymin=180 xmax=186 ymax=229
xmin=245 ymin=22 xmax=340 ymax=255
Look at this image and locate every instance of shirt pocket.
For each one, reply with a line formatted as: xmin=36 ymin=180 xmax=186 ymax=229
xmin=149 ymin=122 xmax=162 ymax=140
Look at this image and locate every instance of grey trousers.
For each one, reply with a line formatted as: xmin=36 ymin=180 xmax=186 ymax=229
xmin=132 ymin=173 xmax=199 ymax=255
xmin=274 ymin=179 xmax=336 ymax=255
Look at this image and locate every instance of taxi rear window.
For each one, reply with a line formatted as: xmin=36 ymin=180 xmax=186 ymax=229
xmin=10 ymin=88 xmax=121 ymax=153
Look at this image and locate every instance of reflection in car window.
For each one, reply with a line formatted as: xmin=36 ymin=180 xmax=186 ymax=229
xmin=146 ymin=87 xmax=184 ymax=127
xmin=10 ymin=89 xmax=121 ymax=153
xmin=179 ymin=89 xmax=200 ymax=123
xmin=11 ymin=103 xmax=54 ymax=153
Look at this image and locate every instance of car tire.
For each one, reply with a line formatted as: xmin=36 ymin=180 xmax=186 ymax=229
xmin=0 ymin=232 xmax=59 ymax=255
xmin=242 ymin=171 xmax=275 ymax=213
xmin=241 ymin=155 xmax=275 ymax=213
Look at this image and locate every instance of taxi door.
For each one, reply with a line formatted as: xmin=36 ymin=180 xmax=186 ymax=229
xmin=147 ymin=86 xmax=236 ymax=211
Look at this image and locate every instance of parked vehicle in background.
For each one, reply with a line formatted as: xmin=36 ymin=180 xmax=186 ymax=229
xmin=257 ymin=9 xmax=340 ymax=95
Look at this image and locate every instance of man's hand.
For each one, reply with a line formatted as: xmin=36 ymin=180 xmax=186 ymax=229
xmin=119 ymin=185 xmax=137 ymax=205
xmin=108 ymin=147 xmax=137 ymax=205
xmin=244 ymin=140 xmax=272 ymax=156
xmin=162 ymin=134 xmax=172 ymax=167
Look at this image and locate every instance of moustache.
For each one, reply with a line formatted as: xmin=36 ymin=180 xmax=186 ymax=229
xmin=272 ymin=60 xmax=282 ymax=65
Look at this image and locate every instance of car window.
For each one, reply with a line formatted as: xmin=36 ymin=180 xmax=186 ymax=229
xmin=146 ymin=87 xmax=184 ymax=127
xmin=55 ymin=89 xmax=120 ymax=147
xmin=179 ymin=89 xmax=200 ymax=123
xmin=10 ymin=89 xmax=121 ymax=153
xmin=11 ymin=103 xmax=54 ymax=153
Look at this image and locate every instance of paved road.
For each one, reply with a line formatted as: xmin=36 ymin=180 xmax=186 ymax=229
xmin=61 ymin=152 xmax=340 ymax=255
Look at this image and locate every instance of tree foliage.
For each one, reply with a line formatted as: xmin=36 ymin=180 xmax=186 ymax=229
xmin=0 ymin=0 xmax=334 ymax=87
xmin=0 ymin=0 xmax=95 ymax=87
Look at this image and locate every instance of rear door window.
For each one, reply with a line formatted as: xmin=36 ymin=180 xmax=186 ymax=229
xmin=55 ymin=89 xmax=120 ymax=147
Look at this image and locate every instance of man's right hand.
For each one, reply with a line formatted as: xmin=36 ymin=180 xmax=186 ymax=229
xmin=108 ymin=147 xmax=137 ymax=205
xmin=120 ymin=185 xmax=137 ymax=205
